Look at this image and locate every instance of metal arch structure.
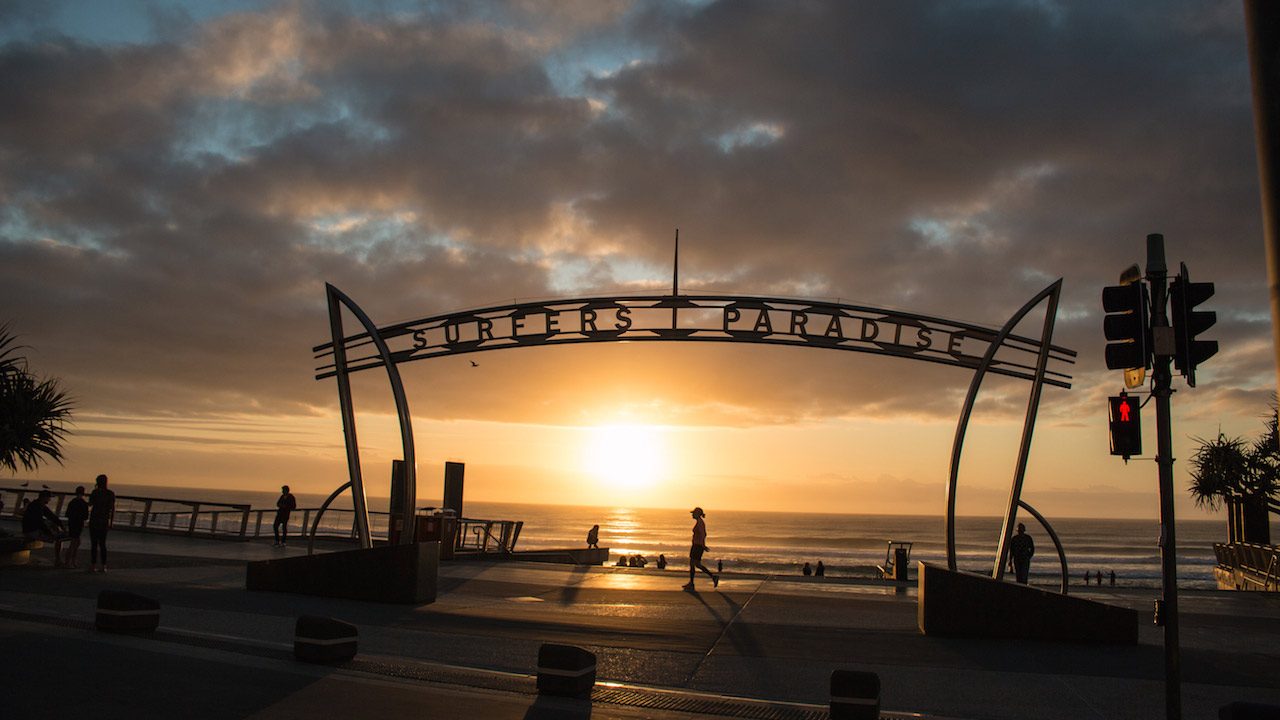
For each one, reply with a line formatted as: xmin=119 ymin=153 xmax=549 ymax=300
xmin=945 ymin=280 xmax=1067 ymax=579
xmin=315 ymin=284 xmax=1076 ymax=576
xmin=324 ymin=283 xmax=417 ymax=550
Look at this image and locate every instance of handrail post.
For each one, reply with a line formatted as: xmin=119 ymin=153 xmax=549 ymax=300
xmin=239 ymin=507 xmax=250 ymax=538
xmin=188 ymin=503 xmax=200 ymax=535
xmin=140 ymin=499 xmax=153 ymax=529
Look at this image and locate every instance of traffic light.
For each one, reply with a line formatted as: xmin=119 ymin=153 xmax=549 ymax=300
xmin=1169 ymin=263 xmax=1217 ymax=387
xmin=1102 ymin=282 xmax=1150 ymax=371
xmin=1109 ymin=394 xmax=1142 ymax=458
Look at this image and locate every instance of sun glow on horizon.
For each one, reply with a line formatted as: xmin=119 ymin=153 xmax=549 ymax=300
xmin=581 ymin=424 xmax=667 ymax=492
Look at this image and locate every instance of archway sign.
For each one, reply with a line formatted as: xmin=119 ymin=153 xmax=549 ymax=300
xmin=314 ymin=282 xmax=1077 ymax=588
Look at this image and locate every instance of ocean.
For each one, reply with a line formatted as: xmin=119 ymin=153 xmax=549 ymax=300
xmin=14 ymin=480 xmax=1239 ymax=590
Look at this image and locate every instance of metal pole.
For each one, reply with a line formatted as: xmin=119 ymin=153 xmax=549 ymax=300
xmin=1244 ymin=0 xmax=1280 ymax=392
xmin=327 ymin=286 xmax=374 ymax=549
xmin=993 ymin=282 xmax=1060 ymax=580
xmin=1147 ymin=233 xmax=1181 ymax=720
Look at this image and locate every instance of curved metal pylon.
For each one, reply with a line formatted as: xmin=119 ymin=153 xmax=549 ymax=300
xmin=944 ymin=280 xmax=1063 ymax=577
xmin=325 ymin=283 xmax=417 ymax=550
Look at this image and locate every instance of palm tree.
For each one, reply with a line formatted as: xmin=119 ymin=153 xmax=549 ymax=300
xmin=1189 ymin=400 xmax=1280 ymax=545
xmin=1188 ymin=432 xmax=1250 ymax=512
xmin=0 ymin=324 xmax=74 ymax=473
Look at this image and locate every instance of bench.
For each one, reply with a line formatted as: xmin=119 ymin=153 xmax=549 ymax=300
xmin=0 ymin=535 xmax=65 ymax=567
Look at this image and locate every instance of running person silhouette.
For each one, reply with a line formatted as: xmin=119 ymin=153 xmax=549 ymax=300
xmin=683 ymin=507 xmax=719 ymax=591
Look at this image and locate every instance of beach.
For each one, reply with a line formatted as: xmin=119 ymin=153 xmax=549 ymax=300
xmin=15 ymin=480 xmax=1234 ymax=589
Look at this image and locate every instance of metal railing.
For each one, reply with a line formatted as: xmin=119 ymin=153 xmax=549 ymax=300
xmin=0 ymin=486 xmax=395 ymax=543
xmin=2 ymin=487 xmax=531 ymax=557
xmin=1214 ymin=542 xmax=1280 ymax=590
xmin=456 ymin=518 xmax=523 ymax=553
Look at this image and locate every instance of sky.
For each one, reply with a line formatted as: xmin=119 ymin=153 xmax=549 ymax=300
xmin=0 ymin=0 xmax=1273 ymax=520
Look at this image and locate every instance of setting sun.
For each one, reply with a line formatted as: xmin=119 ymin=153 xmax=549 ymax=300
xmin=581 ymin=424 xmax=667 ymax=491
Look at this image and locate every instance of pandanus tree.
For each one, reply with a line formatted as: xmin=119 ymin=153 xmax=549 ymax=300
xmin=1188 ymin=400 xmax=1279 ymax=545
xmin=0 ymin=324 xmax=74 ymax=473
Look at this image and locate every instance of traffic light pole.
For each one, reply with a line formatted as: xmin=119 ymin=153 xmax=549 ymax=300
xmin=1146 ymin=234 xmax=1182 ymax=720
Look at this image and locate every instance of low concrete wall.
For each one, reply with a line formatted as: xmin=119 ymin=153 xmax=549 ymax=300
xmin=451 ymin=547 xmax=610 ymax=565
xmin=917 ymin=562 xmax=1138 ymax=644
xmin=246 ymin=541 xmax=439 ymax=604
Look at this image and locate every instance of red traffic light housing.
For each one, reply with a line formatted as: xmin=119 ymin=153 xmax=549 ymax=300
xmin=1109 ymin=394 xmax=1142 ymax=459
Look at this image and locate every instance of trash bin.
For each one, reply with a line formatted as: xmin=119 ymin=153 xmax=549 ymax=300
xmin=415 ymin=509 xmax=456 ymax=559
xmin=893 ymin=547 xmax=909 ymax=581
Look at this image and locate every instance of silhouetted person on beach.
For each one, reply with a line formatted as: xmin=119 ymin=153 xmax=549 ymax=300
xmin=63 ymin=486 xmax=88 ymax=568
xmin=273 ymin=485 xmax=296 ymax=547
xmin=586 ymin=524 xmax=599 ymax=549
xmin=816 ymin=560 xmax=825 ymax=577
xmin=1095 ymin=570 xmax=1103 ymax=586
xmin=717 ymin=559 xmax=723 ymax=574
xmin=1009 ymin=522 xmax=1035 ymax=584
xmin=802 ymin=562 xmax=812 ymax=576
xmin=88 ymin=474 xmax=115 ymax=573
xmin=683 ymin=507 xmax=718 ymax=591
xmin=1110 ymin=570 xmax=1116 ymax=586
xmin=657 ymin=553 xmax=667 ymax=569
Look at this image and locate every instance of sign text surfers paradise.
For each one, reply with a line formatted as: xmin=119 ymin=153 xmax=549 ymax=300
xmin=315 ymin=295 xmax=1074 ymax=388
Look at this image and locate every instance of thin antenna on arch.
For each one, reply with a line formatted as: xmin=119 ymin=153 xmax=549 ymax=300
xmin=673 ymin=228 xmax=679 ymax=296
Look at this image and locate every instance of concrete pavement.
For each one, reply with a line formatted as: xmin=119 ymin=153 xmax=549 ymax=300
xmin=2 ymin=527 xmax=1279 ymax=719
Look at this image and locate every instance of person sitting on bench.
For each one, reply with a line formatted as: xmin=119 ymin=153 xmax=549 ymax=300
xmin=22 ymin=491 xmax=67 ymax=565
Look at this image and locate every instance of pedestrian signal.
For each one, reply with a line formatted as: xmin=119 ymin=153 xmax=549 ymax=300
xmin=1108 ymin=394 xmax=1142 ymax=458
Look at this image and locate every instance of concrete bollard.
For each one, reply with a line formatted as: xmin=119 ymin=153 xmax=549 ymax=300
xmin=1219 ymin=701 xmax=1280 ymax=719
xmin=536 ymin=643 xmax=597 ymax=698
xmin=830 ymin=669 xmax=880 ymax=720
xmin=95 ymin=590 xmax=160 ymax=634
xmin=294 ymin=616 xmax=358 ymax=664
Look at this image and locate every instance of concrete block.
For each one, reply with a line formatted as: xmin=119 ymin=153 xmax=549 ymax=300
xmin=294 ymin=616 xmax=358 ymax=664
xmin=1219 ymin=701 xmax=1280 ymax=719
xmin=917 ymin=562 xmax=1138 ymax=643
xmin=830 ymin=669 xmax=880 ymax=720
xmin=96 ymin=590 xmax=160 ymax=634
xmin=246 ymin=541 xmax=439 ymax=604
xmin=537 ymin=643 xmax=596 ymax=698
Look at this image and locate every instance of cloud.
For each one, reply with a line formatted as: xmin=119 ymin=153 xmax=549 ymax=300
xmin=0 ymin=0 xmax=1269 ymax=446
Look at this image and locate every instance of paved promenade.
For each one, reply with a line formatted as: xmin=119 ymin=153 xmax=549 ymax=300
xmin=2 ymin=527 xmax=1279 ymax=719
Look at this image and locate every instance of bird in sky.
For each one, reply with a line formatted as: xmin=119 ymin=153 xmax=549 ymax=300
xmin=470 ymin=361 xmax=479 ymax=367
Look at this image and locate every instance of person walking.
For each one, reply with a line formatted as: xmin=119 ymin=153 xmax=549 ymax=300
xmin=683 ymin=507 xmax=718 ymax=591
xmin=273 ymin=485 xmax=296 ymax=547
xmin=816 ymin=560 xmax=825 ymax=577
xmin=87 ymin=474 xmax=115 ymax=573
xmin=586 ymin=524 xmax=599 ymax=549
xmin=1009 ymin=522 xmax=1035 ymax=584
xmin=63 ymin=486 xmax=89 ymax=568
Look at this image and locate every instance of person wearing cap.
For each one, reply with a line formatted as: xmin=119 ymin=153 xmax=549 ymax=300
xmin=683 ymin=507 xmax=718 ymax=591
xmin=1009 ymin=522 xmax=1035 ymax=584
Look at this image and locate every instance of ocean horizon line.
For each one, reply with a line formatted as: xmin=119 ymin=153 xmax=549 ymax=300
xmin=2 ymin=478 xmax=1226 ymax=524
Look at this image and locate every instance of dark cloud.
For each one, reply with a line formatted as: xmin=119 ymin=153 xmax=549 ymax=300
xmin=0 ymin=0 xmax=1269 ymax=440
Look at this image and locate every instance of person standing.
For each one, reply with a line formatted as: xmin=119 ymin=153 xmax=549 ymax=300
xmin=683 ymin=507 xmax=718 ymax=591
xmin=816 ymin=560 xmax=826 ymax=577
xmin=88 ymin=474 xmax=115 ymax=573
xmin=586 ymin=524 xmax=599 ymax=549
xmin=63 ymin=486 xmax=89 ymax=568
xmin=1009 ymin=522 xmax=1035 ymax=584
xmin=273 ymin=485 xmax=297 ymax=547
